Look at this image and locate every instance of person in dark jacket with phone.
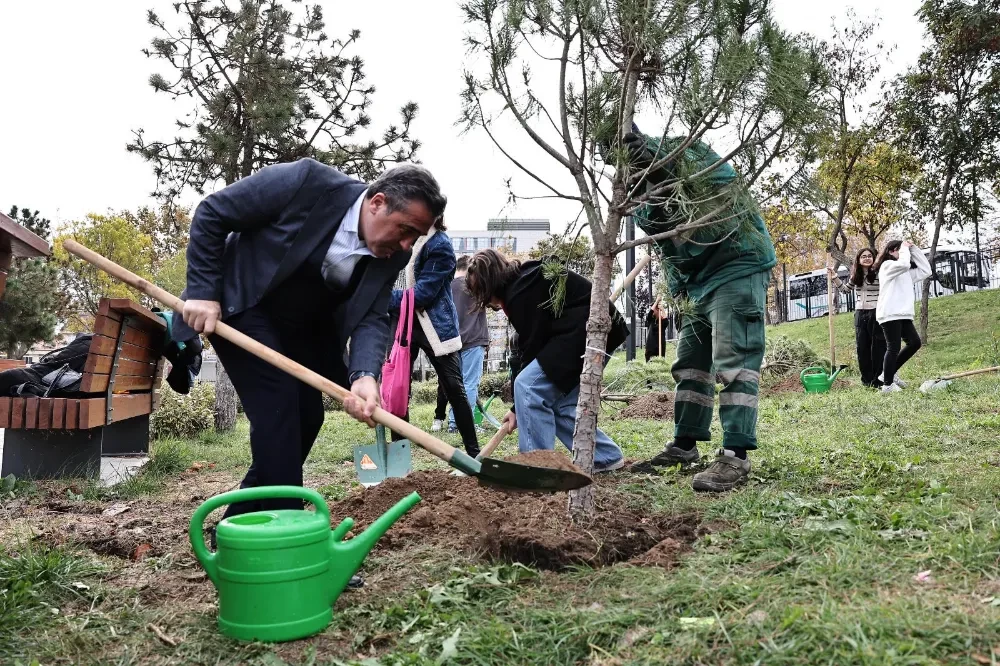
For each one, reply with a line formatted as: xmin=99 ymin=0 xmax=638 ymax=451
xmin=465 ymin=249 xmax=628 ymax=472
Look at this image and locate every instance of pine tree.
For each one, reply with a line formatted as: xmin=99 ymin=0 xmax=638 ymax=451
xmin=0 ymin=258 xmax=61 ymax=359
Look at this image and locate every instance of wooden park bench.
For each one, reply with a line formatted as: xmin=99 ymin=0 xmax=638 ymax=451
xmin=0 ymin=298 xmax=167 ymax=479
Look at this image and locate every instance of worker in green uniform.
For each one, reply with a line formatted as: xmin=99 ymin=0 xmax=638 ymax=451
xmin=624 ymin=129 xmax=775 ymax=491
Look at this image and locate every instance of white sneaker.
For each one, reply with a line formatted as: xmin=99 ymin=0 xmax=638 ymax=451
xmin=894 ymin=377 xmax=907 ymax=388
xmin=431 ymin=419 xmax=443 ymax=432
xmin=881 ymin=383 xmax=902 ymax=394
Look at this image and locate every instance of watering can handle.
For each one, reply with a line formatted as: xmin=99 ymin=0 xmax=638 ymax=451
xmin=189 ymin=486 xmax=330 ymax=585
xmin=800 ymin=366 xmax=826 ymax=380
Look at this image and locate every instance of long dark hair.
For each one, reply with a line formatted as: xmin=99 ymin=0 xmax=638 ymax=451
xmin=849 ymin=247 xmax=877 ymax=287
xmin=465 ymin=249 xmax=522 ymax=309
xmin=873 ymin=240 xmax=903 ymax=275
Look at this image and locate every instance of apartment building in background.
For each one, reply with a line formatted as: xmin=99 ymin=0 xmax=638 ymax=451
xmin=448 ymin=218 xmax=550 ymax=256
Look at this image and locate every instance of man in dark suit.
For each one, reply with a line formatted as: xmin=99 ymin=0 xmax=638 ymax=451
xmin=176 ymin=158 xmax=445 ymax=517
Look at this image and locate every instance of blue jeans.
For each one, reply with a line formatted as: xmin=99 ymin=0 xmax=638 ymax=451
xmin=513 ymin=360 xmax=623 ymax=466
xmin=447 ymin=346 xmax=485 ymax=429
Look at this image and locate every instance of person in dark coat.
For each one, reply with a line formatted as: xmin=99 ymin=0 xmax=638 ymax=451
xmin=465 ymin=249 xmax=629 ymax=472
xmin=177 ymin=159 xmax=445 ymax=518
xmin=644 ymin=299 xmax=669 ymax=362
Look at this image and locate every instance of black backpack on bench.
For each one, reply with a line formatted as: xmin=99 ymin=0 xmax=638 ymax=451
xmin=0 ymin=334 xmax=93 ymax=398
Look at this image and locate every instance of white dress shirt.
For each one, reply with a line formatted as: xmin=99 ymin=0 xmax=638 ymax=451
xmin=321 ymin=190 xmax=374 ymax=290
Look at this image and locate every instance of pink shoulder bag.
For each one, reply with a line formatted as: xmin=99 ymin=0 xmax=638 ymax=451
xmin=380 ymin=288 xmax=414 ymax=417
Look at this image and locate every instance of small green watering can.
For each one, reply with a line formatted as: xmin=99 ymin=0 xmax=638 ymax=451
xmin=190 ymin=486 xmax=420 ymax=643
xmin=800 ymin=365 xmax=846 ymax=393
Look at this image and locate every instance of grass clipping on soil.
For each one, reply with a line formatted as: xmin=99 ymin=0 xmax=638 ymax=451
xmin=331 ymin=469 xmax=703 ymax=571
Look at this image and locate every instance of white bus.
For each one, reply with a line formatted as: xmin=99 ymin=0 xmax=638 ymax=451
xmin=786 ymin=266 xmax=852 ymax=321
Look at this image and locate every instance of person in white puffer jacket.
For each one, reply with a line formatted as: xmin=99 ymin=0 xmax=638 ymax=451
xmin=874 ymin=240 xmax=932 ymax=393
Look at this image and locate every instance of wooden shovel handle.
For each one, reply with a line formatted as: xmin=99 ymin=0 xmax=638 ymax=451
xmin=477 ymin=421 xmax=514 ymax=460
xmin=61 ymin=240 xmax=463 ymax=466
xmin=611 ymin=253 xmax=652 ymax=302
xmin=939 ymin=365 xmax=1000 ymax=381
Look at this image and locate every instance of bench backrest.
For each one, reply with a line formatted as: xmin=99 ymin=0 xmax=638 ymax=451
xmin=0 ymin=298 xmax=167 ymax=430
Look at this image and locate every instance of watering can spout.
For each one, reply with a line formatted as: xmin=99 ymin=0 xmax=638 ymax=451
xmin=328 ymin=492 xmax=421 ymax=600
xmin=829 ymin=365 xmax=846 ymax=382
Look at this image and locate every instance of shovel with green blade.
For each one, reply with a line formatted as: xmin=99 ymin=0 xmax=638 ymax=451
xmin=63 ymin=240 xmax=593 ymax=493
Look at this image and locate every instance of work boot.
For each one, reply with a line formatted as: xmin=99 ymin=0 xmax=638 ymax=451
xmin=648 ymin=442 xmax=701 ymax=467
xmin=691 ymin=450 xmax=750 ymax=492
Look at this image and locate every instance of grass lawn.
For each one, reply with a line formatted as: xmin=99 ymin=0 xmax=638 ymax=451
xmin=2 ymin=290 xmax=1000 ymax=665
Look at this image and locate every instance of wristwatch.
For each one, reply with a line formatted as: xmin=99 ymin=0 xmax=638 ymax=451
xmin=349 ymin=370 xmax=378 ymax=384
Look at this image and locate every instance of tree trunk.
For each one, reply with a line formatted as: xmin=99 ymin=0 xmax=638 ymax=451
xmin=920 ymin=167 xmax=955 ymax=343
xmin=214 ymin=363 xmax=239 ymax=431
xmin=568 ymin=251 xmax=615 ymax=521
xmin=215 ymin=136 xmax=253 ymax=431
xmin=864 ymin=230 xmax=877 ymax=250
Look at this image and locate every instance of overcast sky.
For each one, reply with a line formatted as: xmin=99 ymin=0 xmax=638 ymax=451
xmin=0 ymin=0 xmax=927 ymax=238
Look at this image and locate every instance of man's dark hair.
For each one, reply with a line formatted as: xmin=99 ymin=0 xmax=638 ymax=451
xmin=456 ymin=254 xmax=470 ymax=270
xmin=465 ymin=249 xmax=522 ymax=309
xmin=368 ymin=164 xmax=447 ymax=221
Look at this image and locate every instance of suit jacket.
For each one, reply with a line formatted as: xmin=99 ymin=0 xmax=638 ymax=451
xmin=175 ymin=158 xmax=410 ymax=380
xmin=503 ymin=260 xmax=628 ymax=398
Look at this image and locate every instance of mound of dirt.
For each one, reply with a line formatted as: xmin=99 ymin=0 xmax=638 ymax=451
xmin=330 ymin=470 xmax=704 ymax=571
xmin=762 ymin=375 xmax=804 ymax=396
xmin=614 ymin=392 xmax=675 ymax=421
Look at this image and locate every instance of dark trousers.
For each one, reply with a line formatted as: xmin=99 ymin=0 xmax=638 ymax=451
xmin=881 ymin=318 xmax=922 ymax=385
xmin=211 ymin=306 xmax=336 ymax=518
xmin=854 ymin=309 xmax=887 ymax=388
xmin=434 ymin=383 xmax=448 ymax=420
xmin=392 ymin=324 xmax=480 ymax=456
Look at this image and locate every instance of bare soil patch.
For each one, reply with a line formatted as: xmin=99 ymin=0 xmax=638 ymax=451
xmin=613 ymin=392 xmax=674 ymax=421
xmin=762 ymin=375 xmax=804 ymax=397
xmin=331 ymin=470 xmax=705 ymax=571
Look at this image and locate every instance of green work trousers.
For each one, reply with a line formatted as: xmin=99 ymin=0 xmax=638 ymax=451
xmin=672 ymin=270 xmax=769 ymax=451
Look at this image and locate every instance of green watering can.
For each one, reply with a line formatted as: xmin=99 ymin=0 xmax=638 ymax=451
xmin=474 ymin=395 xmax=502 ymax=428
xmin=190 ymin=486 xmax=420 ymax=643
xmin=800 ymin=365 xmax=847 ymax=393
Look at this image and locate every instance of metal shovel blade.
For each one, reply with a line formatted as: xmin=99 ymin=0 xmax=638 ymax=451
xmin=919 ymin=378 xmax=952 ymax=393
xmin=480 ymin=410 xmax=503 ymax=429
xmin=354 ymin=425 xmax=411 ymax=487
xmin=477 ymin=457 xmax=592 ymax=491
